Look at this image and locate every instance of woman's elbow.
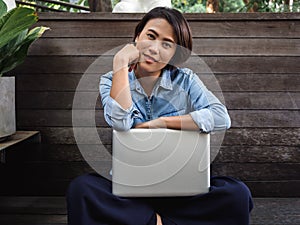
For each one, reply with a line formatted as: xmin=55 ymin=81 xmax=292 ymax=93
xmin=110 ymin=119 xmax=132 ymax=131
xmin=212 ymin=107 xmax=231 ymax=131
xmin=224 ymin=114 xmax=231 ymax=129
xmin=218 ymin=110 xmax=231 ymax=130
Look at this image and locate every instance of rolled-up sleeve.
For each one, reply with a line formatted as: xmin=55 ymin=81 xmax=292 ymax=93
xmin=99 ymin=72 xmax=139 ymax=131
xmin=188 ymin=74 xmax=231 ymax=133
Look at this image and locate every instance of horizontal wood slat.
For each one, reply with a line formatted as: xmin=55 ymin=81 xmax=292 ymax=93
xmin=189 ymin=20 xmax=300 ymax=38
xmin=245 ymin=181 xmax=300 ymax=197
xmin=0 ymin=214 xmax=67 ymax=224
xmin=0 ymin=176 xmax=296 ymax=197
xmin=4 ymin=144 xmax=299 ymax=164
xmin=12 ymin=56 xmax=300 ymax=74
xmin=211 ymin=163 xmax=300 ymax=181
xmin=216 ymin=146 xmax=300 ymax=163
xmin=225 ymin=128 xmax=300 ymax=146
xmin=1 ymin=196 xmax=296 ymax=223
xmin=0 ymin=161 xmax=299 ymax=181
xmin=37 ymin=12 xmax=300 ymax=20
xmin=28 ymin=38 xmax=300 ymax=56
xmin=37 ymin=20 xmax=300 ymax=38
xmin=15 ymin=127 xmax=300 ymax=146
xmin=16 ymin=109 xmax=300 ymax=128
xmin=229 ymin=110 xmax=300 ymax=128
xmin=16 ymin=91 xmax=300 ymax=110
xmin=0 ymin=177 xmax=298 ymax=197
xmin=15 ymin=74 xmax=300 ymax=92
xmin=0 ymin=196 xmax=66 ymax=214
xmin=1 ymin=197 xmax=300 ymax=225
xmin=224 ymin=92 xmax=300 ymax=110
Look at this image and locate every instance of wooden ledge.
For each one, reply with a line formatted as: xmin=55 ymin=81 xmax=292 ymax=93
xmin=0 ymin=131 xmax=40 ymax=151
xmin=37 ymin=12 xmax=300 ymax=21
xmin=0 ymin=131 xmax=41 ymax=163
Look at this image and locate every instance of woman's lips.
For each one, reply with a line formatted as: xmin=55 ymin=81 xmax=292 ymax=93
xmin=143 ymin=54 xmax=158 ymax=63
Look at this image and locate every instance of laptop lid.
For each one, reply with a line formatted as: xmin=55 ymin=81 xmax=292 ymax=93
xmin=112 ymin=128 xmax=210 ymax=197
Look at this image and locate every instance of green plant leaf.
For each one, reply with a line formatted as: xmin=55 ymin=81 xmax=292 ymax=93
xmin=0 ymin=2 xmax=49 ymax=77
xmin=0 ymin=7 xmax=38 ymax=49
xmin=27 ymin=26 xmax=49 ymax=38
xmin=0 ymin=0 xmax=7 ymax=17
xmin=0 ymin=7 xmax=15 ymax=30
xmin=0 ymin=30 xmax=27 ymax=62
xmin=0 ymin=26 xmax=49 ymax=75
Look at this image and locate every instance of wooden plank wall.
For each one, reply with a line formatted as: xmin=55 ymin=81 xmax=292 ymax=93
xmin=1 ymin=13 xmax=299 ymax=197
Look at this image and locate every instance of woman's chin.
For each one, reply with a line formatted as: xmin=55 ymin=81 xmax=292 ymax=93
xmin=138 ymin=62 xmax=166 ymax=74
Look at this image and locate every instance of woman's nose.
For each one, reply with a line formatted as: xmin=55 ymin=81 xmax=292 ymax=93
xmin=148 ymin=40 xmax=159 ymax=55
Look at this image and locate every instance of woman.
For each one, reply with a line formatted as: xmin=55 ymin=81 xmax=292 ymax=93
xmin=67 ymin=7 xmax=253 ymax=225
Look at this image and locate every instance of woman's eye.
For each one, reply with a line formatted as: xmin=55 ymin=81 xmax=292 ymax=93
xmin=162 ymin=42 xmax=173 ymax=49
xmin=147 ymin=34 xmax=155 ymax=40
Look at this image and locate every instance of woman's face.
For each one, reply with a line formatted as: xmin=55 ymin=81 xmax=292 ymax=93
xmin=135 ymin=18 xmax=177 ymax=76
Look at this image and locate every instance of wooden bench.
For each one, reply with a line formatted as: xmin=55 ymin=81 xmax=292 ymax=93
xmin=0 ymin=12 xmax=299 ymax=198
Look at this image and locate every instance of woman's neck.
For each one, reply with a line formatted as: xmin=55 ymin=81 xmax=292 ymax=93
xmin=134 ymin=67 xmax=162 ymax=97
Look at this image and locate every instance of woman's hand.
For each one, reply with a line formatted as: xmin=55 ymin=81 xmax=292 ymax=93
xmin=134 ymin=117 xmax=166 ymax=129
xmin=113 ymin=43 xmax=139 ymax=72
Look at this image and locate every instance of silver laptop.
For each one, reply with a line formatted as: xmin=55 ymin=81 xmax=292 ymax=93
xmin=112 ymin=128 xmax=210 ymax=197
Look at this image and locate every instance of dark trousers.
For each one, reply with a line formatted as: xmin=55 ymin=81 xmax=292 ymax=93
xmin=66 ymin=173 xmax=253 ymax=225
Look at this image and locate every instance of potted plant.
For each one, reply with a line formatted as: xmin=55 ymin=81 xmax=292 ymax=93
xmin=0 ymin=0 xmax=49 ymax=141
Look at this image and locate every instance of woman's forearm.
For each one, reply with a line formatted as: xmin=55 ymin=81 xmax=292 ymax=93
xmin=164 ymin=114 xmax=199 ymax=130
xmin=110 ymin=43 xmax=139 ymax=110
xmin=110 ymin=65 xmax=132 ymax=110
xmin=135 ymin=114 xmax=199 ymax=131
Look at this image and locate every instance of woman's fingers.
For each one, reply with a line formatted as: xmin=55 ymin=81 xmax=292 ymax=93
xmin=127 ymin=42 xmax=139 ymax=72
xmin=113 ymin=42 xmax=140 ymax=72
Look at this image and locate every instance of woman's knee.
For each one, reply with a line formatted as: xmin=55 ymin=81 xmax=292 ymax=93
xmin=66 ymin=174 xmax=91 ymax=200
xmin=67 ymin=173 xmax=110 ymax=200
xmin=228 ymin=178 xmax=253 ymax=212
xmin=212 ymin=176 xmax=253 ymax=212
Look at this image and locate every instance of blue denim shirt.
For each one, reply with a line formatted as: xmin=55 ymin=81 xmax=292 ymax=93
xmin=99 ymin=67 xmax=231 ymax=132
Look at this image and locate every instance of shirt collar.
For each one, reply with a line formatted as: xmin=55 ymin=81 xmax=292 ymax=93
xmin=129 ymin=71 xmax=143 ymax=94
xmin=159 ymin=69 xmax=173 ymax=90
xmin=130 ymin=69 xmax=173 ymax=92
